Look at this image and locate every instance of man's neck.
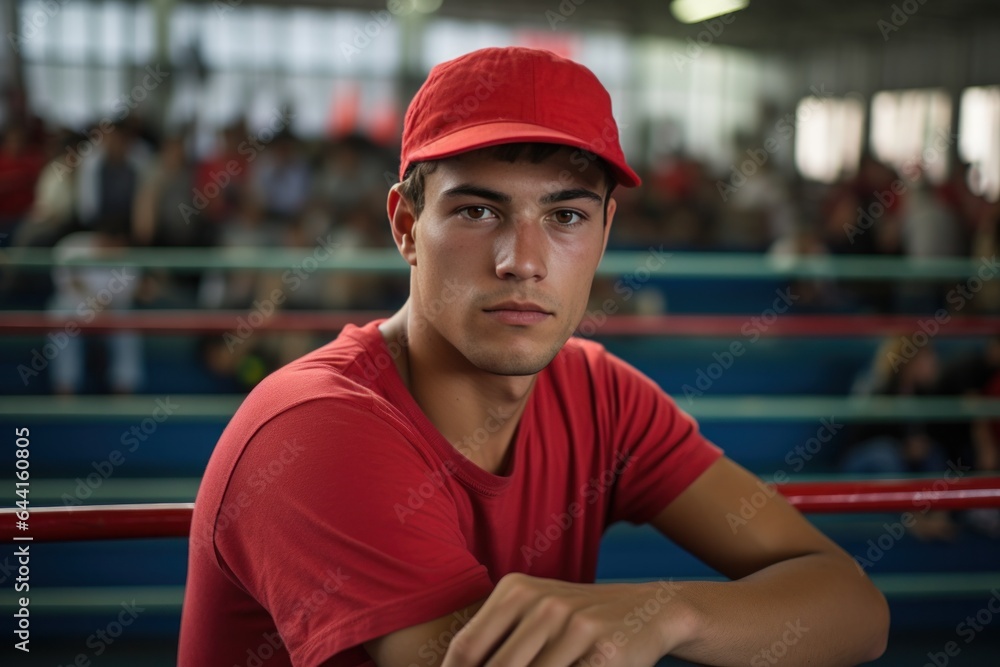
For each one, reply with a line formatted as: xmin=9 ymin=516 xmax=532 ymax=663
xmin=380 ymin=306 xmax=535 ymax=475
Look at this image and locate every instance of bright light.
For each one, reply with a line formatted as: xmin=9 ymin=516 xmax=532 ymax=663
xmin=670 ymin=0 xmax=749 ymax=24
xmin=795 ymin=96 xmax=865 ymax=183
xmin=870 ymin=88 xmax=952 ymax=183
xmin=959 ymin=86 xmax=1000 ymax=202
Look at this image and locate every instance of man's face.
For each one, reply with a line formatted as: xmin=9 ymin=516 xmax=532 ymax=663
xmin=402 ymin=147 xmax=616 ymax=376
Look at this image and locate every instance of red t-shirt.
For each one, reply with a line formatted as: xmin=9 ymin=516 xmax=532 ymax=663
xmin=179 ymin=320 xmax=722 ymax=667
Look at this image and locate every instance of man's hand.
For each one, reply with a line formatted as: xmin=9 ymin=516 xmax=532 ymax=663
xmin=441 ymin=573 xmax=686 ymax=667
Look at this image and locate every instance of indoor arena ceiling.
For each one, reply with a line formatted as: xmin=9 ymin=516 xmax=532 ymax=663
xmin=222 ymin=0 xmax=1000 ymax=52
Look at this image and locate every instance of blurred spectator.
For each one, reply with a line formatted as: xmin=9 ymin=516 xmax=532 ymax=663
xmin=642 ymin=153 xmax=719 ymax=249
xmin=936 ymin=161 xmax=986 ymax=254
xmin=837 ymin=338 xmax=956 ymax=539
xmin=198 ymin=193 xmax=280 ymax=311
xmin=76 ymin=121 xmax=146 ymax=240
xmin=1 ymin=131 xmax=82 ymax=307
xmin=194 ymin=121 xmax=252 ymax=226
xmin=16 ymin=131 xmax=81 ymax=246
xmin=926 ymin=337 xmax=1000 ymax=537
xmin=768 ymin=224 xmax=848 ymax=311
xmin=840 ymin=338 xmax=945 ymax=474
xmin=251 ymin=131 xmax=310 ymax=222
xmin=324 ymin=206 xmax=397 ymax=310
xmin=896 ymin=175 xmax=964 ymax=312
xmin=823 ymin=156 xmax=907 ymax=312
xmin=0 ymin=123 xmax=46 ymax=233
xmin=928 ymin=337 xmax=1000 ymax=473
xmin=717 ymin=143 xmax=797 ymax=251
xmin=851 ymin=154 xmax=906 ymax=256
xmin=133 ymin=135 xmax=208 ymax=247
xmin=902 ymin=176 xmax=963 ymax=259
xmin=133 ymin=134 xmax=212 ymax=305
xmin=310 ymin=134 xmax=389 ymax=221
xmin=46 ymin=231 xmax=143 ymax=394
xmin=971 ymin=198 xmax=1000 ymax=314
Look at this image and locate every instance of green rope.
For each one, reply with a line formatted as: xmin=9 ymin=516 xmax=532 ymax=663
xmin=3 ymin=395 xmax=999 ymax=421
xmin=2 ymin=247 xmax=995 ymax=279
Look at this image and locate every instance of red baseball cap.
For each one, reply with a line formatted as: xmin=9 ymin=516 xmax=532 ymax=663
xmin=399 ymin=46 xmax=641 ymax=188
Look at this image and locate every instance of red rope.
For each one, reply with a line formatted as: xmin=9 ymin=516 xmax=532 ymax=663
xmin=2 ymin=312 xmax=998 ymax=336
xmin=2 ymin=503 xmax=193 ymax=542
xmin=3 ymin=478 xmax=999 ymax=542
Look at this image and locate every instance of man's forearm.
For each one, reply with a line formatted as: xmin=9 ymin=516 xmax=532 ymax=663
xmin=659 ymin=551 xmax=888 ymax=666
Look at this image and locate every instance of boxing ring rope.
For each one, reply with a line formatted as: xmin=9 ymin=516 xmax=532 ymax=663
xmin=2 ymin=311 xmax=999 ymax=337
xmin=2 ymin=247 xmax=994 ymax=279
xmin=3 ymin=394 xmax=1000 ymax=421
xmin=3 ymin=251 xmax=998 ymax=545
xmin=3 ymin=478 xmax=999 ymax=542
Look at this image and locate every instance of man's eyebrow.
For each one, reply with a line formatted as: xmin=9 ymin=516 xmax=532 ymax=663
xmin=539 ymin=188 xmax=604 ymax=205
xmin=440 ymin=185 xmax=512 ymax=204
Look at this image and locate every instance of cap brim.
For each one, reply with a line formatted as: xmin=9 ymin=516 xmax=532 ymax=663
xmin=405 ymin=121 xmax=641 ymax=188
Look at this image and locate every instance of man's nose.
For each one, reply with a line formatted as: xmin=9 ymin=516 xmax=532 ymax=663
xmin=494 ymin=218 xmax=548 ymax=281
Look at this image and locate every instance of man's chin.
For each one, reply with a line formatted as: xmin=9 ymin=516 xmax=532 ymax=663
xmin=463 ymin=342 xmax=562 ymax=377
xmin=472 ymin=357 xmax=553 ymax=377
xmin=452 ymin=317 xmax=574 ymax=376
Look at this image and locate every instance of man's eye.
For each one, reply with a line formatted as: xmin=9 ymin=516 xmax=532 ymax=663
xmin=461 ymin=206 xmax=494 ymax=220
xmin=553 ymin=211 xmax=583 ymax=225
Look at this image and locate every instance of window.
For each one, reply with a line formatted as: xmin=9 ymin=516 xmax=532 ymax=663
xmin=870 ymin=88 xmax=952 ymax=183
xmin=959 ymin=86 xmax=1000 ymax=202
xmin=794 ymin=95 xmax=864 ymax=183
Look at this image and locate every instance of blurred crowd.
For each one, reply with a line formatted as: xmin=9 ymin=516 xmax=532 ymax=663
xmin=0 ymin=114 xmax=405 ymax=390
xmin=1 ymin=111 xmax=999 ymax=395
xmin=837 ymin=336 xmax=1000 ymax=539
xmin=4 ymin=114 xmax=1000 ymax=310
xmin=612 ymin=149 xmax=1000 ymax=315
xmin=0 ymin=114 xmax=400 ymax=307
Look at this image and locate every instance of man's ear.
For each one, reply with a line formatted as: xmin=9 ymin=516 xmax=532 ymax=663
xmin=600 ymin=196 xmax=617 ymax=257
xmin=387 ymin=184 xmax=418 ymax=267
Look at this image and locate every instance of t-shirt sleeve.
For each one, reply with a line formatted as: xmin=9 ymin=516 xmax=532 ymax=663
xmin=213 ymin=399 xmax=495 ymax=667
xmin=599 ymin=351 xmax=724 ymax=526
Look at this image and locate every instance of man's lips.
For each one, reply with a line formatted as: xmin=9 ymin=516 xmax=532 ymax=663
xmin=483 ymin=301 xmax=552 ymax=315
xmin=483 ymin=301 xmax=553 ymax=325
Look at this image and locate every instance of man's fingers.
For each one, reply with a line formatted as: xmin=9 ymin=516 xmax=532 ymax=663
xmin=523 ymin=614 xmax=601 ymax=667
xmin=480 ymin=611 xmax=557 ymax=667
xmin=442 ymin=579 xmax=531 ymax=667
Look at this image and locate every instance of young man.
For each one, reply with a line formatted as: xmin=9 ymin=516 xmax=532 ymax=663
xmin=179 ymin=47 xmax=889 ymax=667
